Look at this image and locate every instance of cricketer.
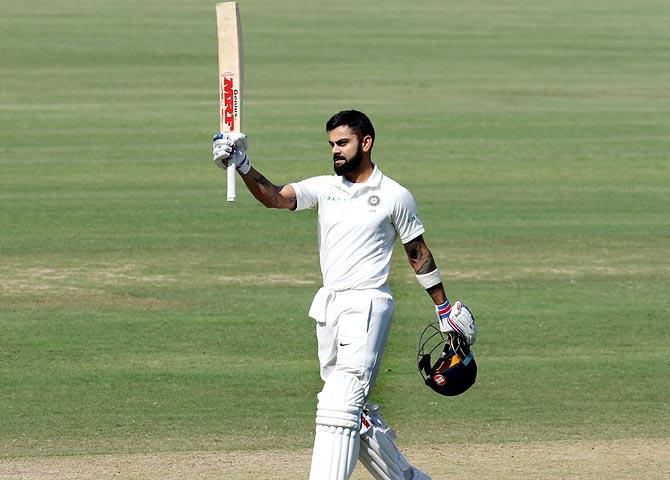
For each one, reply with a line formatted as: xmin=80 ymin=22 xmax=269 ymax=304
xmin=212 ymin=110 xmax=476 ymax=480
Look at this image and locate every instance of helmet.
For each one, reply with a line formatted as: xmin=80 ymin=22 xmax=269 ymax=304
xmin=417 ymin=322 xmax=477 ymax=396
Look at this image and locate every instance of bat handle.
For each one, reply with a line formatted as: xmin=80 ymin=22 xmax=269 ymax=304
xmin=226 ymin=164 xmax=236 ymax=201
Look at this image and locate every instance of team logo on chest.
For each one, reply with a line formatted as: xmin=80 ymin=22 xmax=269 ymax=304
xmin=367 ymin=195 xmax=381 ymax=207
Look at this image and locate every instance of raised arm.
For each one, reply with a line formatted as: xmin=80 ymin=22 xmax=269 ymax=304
xmin=240 ymin=166 xmax=296 ymax=210
xmin=212 ymin=132 xmax=296 ymax=210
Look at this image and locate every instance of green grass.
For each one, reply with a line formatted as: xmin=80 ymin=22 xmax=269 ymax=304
xmin=1 ymin=0 xmax=669 ymax=458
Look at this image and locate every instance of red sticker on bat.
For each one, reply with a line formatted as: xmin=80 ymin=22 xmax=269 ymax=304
xmin=222 ymin=76 xmax=235 ymax=130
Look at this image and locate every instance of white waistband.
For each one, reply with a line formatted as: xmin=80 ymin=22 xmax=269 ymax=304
xmin=308 ymin=285 xmax=392 ymax=324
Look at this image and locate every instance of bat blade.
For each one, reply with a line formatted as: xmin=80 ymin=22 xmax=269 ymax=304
xmin=216 ymin=2 xmax=244 ymax=202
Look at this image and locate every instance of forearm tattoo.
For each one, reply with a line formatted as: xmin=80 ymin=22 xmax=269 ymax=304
xmin=405 ymin=235 xmax=444 ymax=299
xmin=404 ymin=236 xmax=437 ymax=274
xmin=253 ymin=172 xmax=274 ymax=188
xmin=249 ymin=172 xmax=295 ymax=209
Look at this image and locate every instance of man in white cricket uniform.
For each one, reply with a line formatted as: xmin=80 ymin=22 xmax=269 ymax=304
xmin=293 ymin=166 xmax=423 ymax=394
xmin=213 ymin=110 xmax=463 ymax=480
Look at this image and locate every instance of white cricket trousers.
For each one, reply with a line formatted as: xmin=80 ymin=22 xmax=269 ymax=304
xmin=308 ymin=286 xmax=395 ymax=396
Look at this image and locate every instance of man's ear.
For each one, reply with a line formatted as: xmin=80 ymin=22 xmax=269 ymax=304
xmin=361 ymin=135 xmax=374 ymax=152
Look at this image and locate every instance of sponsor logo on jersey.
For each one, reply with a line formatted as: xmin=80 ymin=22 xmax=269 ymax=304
xmin=367 ymin=195 xmax=380 ymax=207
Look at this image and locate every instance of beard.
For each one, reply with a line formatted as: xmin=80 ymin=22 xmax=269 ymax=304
xmin=333 ymin=145 xmax=364 ymax=176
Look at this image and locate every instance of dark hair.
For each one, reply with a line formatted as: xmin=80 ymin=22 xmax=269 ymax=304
xmin=325 ymin=110 xmax=375 ymax=144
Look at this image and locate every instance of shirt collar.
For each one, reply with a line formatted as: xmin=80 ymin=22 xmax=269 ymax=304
xmin=337 ymin=165 xmax=383 ymax=195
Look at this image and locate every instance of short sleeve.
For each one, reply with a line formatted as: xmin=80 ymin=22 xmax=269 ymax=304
xmin=392 ymin=187 xmax=425 ymax=243
xmin=289 ymin=175 xmax=330 ymax=211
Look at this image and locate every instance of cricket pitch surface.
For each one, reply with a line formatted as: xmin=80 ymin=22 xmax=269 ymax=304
xmin=1 ymin=438 xmax=667 ymax=479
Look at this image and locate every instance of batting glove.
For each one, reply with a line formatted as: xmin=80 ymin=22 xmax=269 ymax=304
xmin=212 ymin=132 xmax=251 ymax=174
xmin=436 ymin=299 xmax=477 ymax=345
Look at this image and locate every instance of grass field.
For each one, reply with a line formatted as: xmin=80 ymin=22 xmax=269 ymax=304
xmin=1 ymin=0 xmax=669 ymax=478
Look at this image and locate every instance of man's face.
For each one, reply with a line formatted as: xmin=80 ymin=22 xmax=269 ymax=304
xmin=328 ymin=125 xmax=364 ymax=176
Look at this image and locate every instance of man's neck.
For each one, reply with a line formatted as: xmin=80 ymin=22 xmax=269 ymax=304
xmin=344 ymin=161 xmax=375 ymax=184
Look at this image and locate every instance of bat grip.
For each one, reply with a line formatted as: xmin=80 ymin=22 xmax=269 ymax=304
xmin=226 ymin=164 xmax=236 ymax=201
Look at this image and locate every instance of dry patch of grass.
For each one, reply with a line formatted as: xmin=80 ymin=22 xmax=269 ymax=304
xmin=0 ymin=264 xmax=174 ymax=295
xmin=1 ymin=438 xmax=667 ymax=480
xmin=0 ymin=264 xmax=319 ymax=295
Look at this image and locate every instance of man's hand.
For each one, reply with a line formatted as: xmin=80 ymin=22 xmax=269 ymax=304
xmin=212 ymin=132 xmax=251 ymax=174
xmin=438 ymin=301 xmax=477 ymax=345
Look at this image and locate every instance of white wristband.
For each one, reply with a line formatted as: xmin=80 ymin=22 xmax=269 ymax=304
xmin=236 ymin=153 xmax=251 ymax=174
xmin=415 ymin=268 xmax=443 ymax=289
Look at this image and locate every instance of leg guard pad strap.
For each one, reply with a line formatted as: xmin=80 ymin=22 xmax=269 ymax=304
xmin=309 ymin=372 xmax=366 ymax=480
xmin=358 ymin=405 xmax=431 ymax=480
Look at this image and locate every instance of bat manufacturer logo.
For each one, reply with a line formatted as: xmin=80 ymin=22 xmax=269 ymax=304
xmin=221 ymin=75 xmax=238 ymax=130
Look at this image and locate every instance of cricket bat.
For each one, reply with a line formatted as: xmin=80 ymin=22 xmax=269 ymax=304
xmin=216 ymin=2 xmax=244 ymax=202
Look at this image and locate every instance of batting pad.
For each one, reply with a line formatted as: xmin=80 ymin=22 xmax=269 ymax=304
xmin=358 ymin=405 xmax=431 ymax=480
xmin=309 ymin=371 xmax=366 ymax=480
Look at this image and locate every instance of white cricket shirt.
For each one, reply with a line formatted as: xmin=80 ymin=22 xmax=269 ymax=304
xmin=291 ymin=166 xmax=425 ymax=291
